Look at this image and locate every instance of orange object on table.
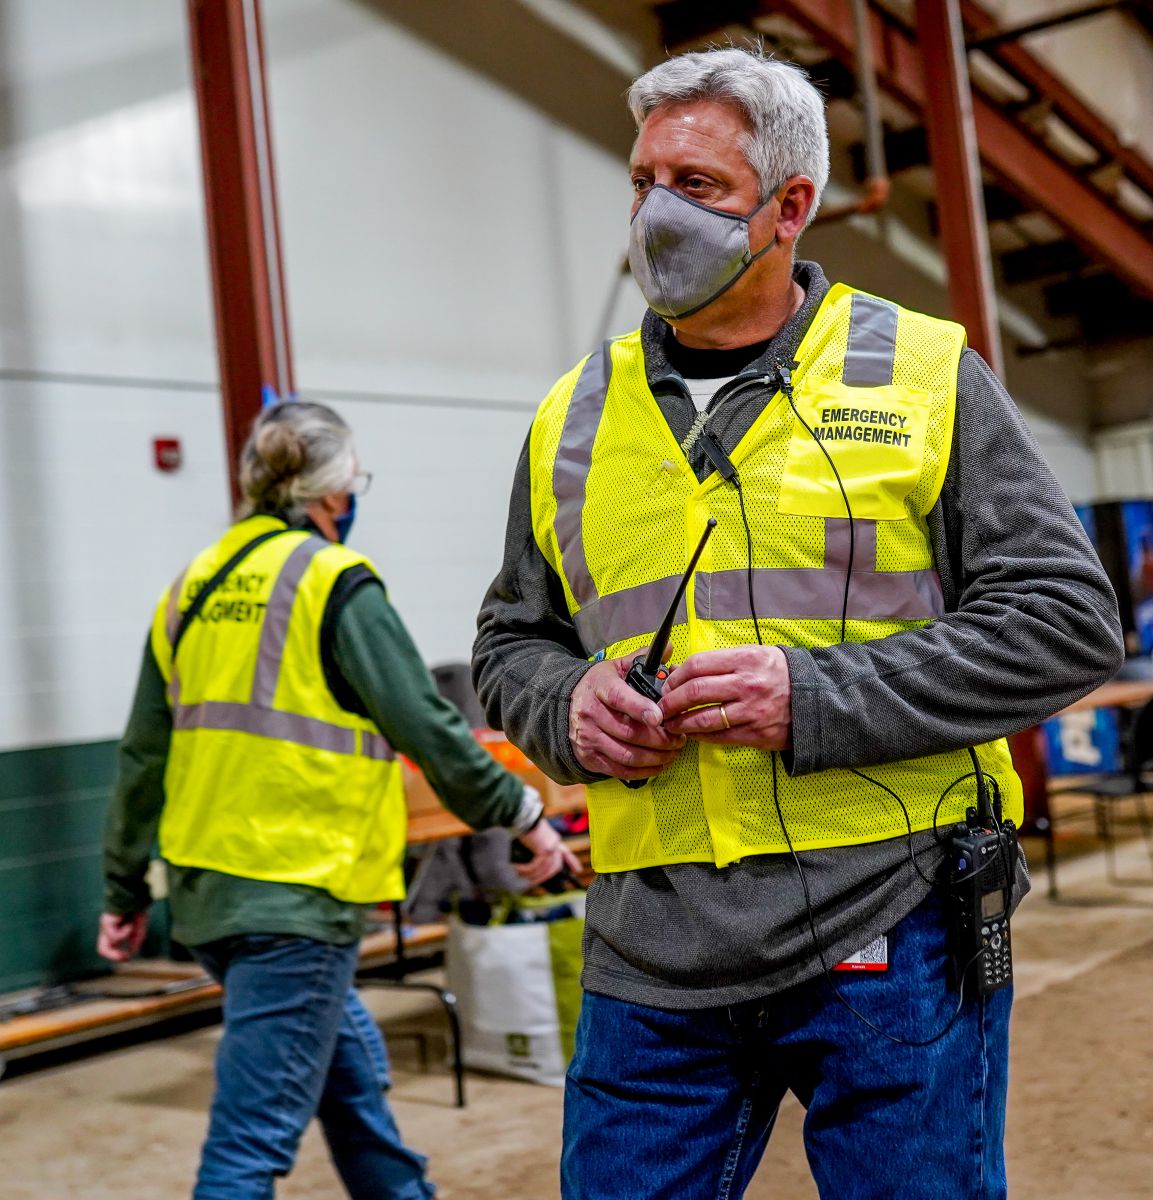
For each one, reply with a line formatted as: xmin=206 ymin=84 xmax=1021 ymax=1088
xmin=404 ymin=730 xmax=586 ymax=844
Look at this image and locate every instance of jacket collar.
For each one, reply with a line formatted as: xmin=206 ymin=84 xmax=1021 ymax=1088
xmin=641 ymin=259 xmax=832 ymax=394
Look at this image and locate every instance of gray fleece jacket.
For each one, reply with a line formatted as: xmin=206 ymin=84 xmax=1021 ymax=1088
xmin=472 ymin=261 xmax=1123 ymax=1009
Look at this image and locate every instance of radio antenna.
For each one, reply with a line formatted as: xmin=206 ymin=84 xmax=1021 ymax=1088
xmin=641 ymin=518 xmax=716 ymax=675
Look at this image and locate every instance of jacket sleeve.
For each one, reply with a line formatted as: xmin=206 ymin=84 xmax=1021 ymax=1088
xmin=471 ymin=436 xmax=601 ymax=785
xmin=782 ymin=348 xmax=1124 ymax=774
xmin=330 ymin=581 xmax=539 ymax=831
xmin=103 ymin=640 xmax=172 ymax=913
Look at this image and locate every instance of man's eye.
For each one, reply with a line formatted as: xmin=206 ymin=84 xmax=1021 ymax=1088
xmin=631 ymin=177 xmax=651 ymax=193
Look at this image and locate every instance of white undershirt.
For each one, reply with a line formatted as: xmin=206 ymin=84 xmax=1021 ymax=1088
xmin=685 ymin=375 xmax=737 ymax=414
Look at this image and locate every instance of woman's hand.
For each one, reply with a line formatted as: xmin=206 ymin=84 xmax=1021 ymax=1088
xmin=96 ymin=911 xmax=149 ymax=963
xmin=514 ymin=819 xmax=583 ymax=887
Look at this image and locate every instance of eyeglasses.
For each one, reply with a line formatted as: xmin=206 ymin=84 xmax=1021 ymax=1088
xmin=349 ymin=471 xmax=373 ymax=497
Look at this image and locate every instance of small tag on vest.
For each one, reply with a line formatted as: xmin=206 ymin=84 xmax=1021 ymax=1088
xmin=833 ymin=933 xmax=889 ymax=972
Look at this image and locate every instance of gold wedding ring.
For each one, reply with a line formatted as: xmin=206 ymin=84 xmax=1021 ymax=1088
xmin=718 ymin=704 xmax=731 ymax=731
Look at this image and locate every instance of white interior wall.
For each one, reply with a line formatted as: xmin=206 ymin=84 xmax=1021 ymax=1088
xmin=998 ymin=345 xmax=1098 ymax=505
xmin=266 ymin=0 xmax=643 ymax=395
xmin=0 ymin=381 xmax=229 ymax=749
xmin=0 ymin=0 xmax=645 ymax=752
xmin=1023 ymin=407 xmax=1096 ymax=504
xmin=262 ymin=0 xmax=645 ymax=665
xmin=0 ymin=2 xmax=225 ymax=752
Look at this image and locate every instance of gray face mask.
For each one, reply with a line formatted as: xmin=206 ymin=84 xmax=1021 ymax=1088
xmin=627 ymin=184 xmax=777 ymax=321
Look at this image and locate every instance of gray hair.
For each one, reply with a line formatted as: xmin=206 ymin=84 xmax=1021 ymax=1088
xmin=627 ymin=47 xmax=830 ymax=226
xmin=237 ymin=400 xmax=356 ymax=522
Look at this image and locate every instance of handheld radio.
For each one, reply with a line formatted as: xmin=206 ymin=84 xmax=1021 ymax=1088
xmin=946 ymin=772 xmax=1017 ymax=995
xmin=622 ymin=518 xmax=716 ymax=788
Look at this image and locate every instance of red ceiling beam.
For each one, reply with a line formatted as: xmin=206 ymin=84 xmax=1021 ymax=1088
xmin=960 ymin=0 xmax=1153 ymax=204
xmin=187 ymin=0 xmax=295 ymax=505
xmin=763 ymin=0 xmax=1153 ymax=302
xmin=914 ymin=0 xmax=1003 ymax=374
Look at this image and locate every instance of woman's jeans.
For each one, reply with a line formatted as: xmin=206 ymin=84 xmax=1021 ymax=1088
xmin=190 ymin=935 xmax=435 ymax=1200
xmin=563 ymin=892 xmax=1012 ymax=1200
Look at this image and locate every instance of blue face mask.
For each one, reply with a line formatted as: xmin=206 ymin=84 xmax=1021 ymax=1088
xmin=333 ymin=492 xmax=357 ymax=544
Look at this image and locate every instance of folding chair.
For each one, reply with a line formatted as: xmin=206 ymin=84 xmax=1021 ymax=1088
xmin=1046 ymin=697 xmax=1153 ymax=899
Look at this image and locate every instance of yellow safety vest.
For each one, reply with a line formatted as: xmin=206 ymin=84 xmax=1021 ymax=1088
xmin=530 ymin=283 xmax=1023 ymax=873
xmin=150 ymin=515 xmax=407 ymax=902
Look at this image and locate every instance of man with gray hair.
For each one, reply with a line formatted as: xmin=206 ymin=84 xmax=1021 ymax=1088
xmin=474 ymin=46 xmax=1120 ymax=1199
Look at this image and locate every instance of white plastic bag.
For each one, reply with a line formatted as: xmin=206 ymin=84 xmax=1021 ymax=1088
xmin=445 ymin=893 xmax=584 ymax=1087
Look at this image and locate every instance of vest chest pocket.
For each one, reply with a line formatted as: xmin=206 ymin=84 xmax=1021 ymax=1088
xmin=777 ymin=376 xmax=932 ymax=521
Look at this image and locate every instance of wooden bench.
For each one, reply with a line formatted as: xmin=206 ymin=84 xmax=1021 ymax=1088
xmin=0 ymin=922 xmax=452 ymax=1064
xmin=0 ymin=962 xmax=223 ymax=1060
xmin=1 ymin=735 xmax=587 ymax=1099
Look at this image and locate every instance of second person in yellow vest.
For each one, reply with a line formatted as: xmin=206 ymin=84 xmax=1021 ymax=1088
xmin=101 ymin=399 xmax=578 ymax=1200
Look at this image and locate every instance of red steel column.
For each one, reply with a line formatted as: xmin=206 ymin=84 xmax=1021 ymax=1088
xmin=187 ymin=0 xmax=295 ymax=505
xmin=914 ymin=0 xmax=1004 ymax=377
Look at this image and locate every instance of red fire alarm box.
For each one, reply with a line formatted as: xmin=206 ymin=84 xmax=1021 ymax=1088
xmin=154 ymin=437 xmax=182 ymax=472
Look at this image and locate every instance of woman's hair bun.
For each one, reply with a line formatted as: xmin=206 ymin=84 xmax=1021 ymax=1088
xmin=236 ymin=400 xmax=355 ymax=522
xmin=253 ymin=419 xmax=307 ymax=484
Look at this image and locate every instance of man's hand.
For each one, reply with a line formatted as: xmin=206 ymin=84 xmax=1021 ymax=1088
xmin=659 ymin=646 xmax=792 ymax=750
xmin=515 ymin=818 xmax=583 ymax=886
xmin=569 ymin=651 xmax=686 ymax=780
xmin=96 ymin=911 xmax=149 ymax=963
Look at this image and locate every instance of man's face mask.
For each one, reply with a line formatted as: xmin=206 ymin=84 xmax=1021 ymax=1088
xmin=627 ymin=184 xmax=778 ymax=321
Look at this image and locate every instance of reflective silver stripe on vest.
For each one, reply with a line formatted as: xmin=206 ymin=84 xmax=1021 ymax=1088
xmin=168 ymin=537 xmax=396 ymax=761
xmin=251 ymin=538 xmax=326 ymax=707
xmin=573 ymin=575 xmax=688 ymax=653
xmin=361 ymin=731 xmax=396 ymax=761
xmin=172 ymin=700 xmax=392 ymax=758
xmin=553 ymin=342 xmax=612 ymax=607
xmin=696 ymin=566 xmax=944 ymax=623
xmin=574 ymin=561 xmax=942 ymax=648
xmin=842 ymin=293 xmax=898 ymax=387
xmin=825 ymin=515 xmax=876 ymax=610
xmin=824 ymin=517 xmax=876 ymax=572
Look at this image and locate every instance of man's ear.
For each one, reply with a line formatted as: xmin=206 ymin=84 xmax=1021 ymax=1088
xmin=775 ymin=176 xmax=817 ymax=244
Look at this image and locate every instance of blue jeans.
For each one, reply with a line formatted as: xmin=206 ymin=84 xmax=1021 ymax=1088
xmin=191 ymin=935 xmax=435 ymax=1200
xmin=563 ymin=892 xmax=1011 ymax=1200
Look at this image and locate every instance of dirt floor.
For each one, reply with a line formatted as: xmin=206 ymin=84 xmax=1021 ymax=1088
xmin=1 ymin=823 xmax=1151 ymax=1199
